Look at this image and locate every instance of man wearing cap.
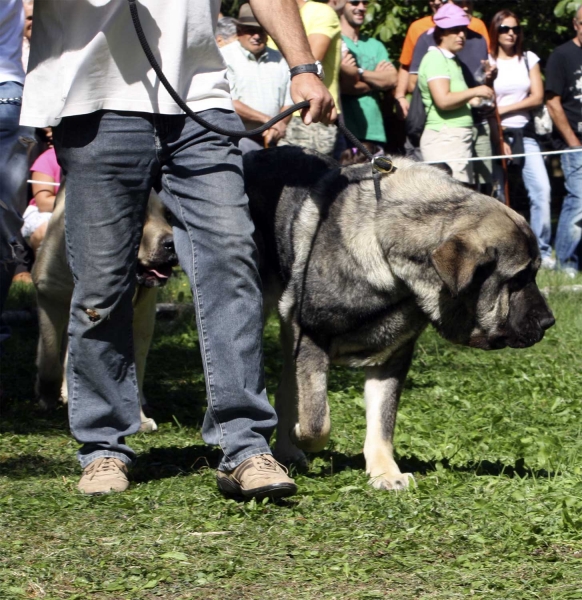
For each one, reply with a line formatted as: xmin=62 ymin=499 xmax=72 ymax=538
xmin=221 ymin=4 xmax=293 ymax=153
xmin=20 ymin=0 xmax=335 ymax=499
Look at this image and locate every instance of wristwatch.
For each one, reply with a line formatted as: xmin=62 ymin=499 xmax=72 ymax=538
xmin=357 ymin=67 xmax=364 ymax=77
xmin=289 ymin=60 xmax=324 ymax=81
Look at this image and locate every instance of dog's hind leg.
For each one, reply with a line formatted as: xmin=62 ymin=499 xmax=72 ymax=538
xmin=364 ymin=345 xmax=416 ymax=491
xmin=133 ymin=286 xmax=158 ymax=433
xmin=282 ymin=320 xmax=331 ymax=454
xmin=35 ymin=294 xmax=69 ymax=410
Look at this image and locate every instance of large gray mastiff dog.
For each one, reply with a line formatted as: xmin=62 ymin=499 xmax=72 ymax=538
xmin=33 ymin=187 xmax=178 ymax=432
xmin=244 ymin=147 xmax=555 ymax=491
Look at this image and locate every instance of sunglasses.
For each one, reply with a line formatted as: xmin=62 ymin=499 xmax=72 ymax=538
xmin=239 ymin=26 xmax=266 ymax=36
xmin=347 ymin=0 xmax=369 ymax=6
xmin=498 ymin=25 xmax=522 ymax=34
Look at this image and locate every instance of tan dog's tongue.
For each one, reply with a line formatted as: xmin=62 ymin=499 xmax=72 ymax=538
xmin=149 ymin=268 xmax=170 ymax=279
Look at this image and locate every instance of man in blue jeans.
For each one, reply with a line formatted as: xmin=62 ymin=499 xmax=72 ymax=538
xmin=21 ymin=0 xmax=335 ymax=498
xmin=546 ymin=6 xmax=582 ymax=277
xmin=0 ymin=1 xmax=35 ymax=344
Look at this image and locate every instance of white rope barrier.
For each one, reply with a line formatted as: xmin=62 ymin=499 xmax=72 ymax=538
xmin=422 ymin=146 xmax=582 ymax=165
xmin=27 ymin=180 xmax=60 ymax=186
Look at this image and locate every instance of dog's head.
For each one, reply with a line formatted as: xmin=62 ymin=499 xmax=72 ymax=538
xmin=429 ymin=200 xmax=555 ymax=350
xmin=136 ymin=193 xmax=178 ymax=288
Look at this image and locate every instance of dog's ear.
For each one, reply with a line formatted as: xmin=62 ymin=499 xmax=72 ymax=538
xmin=431 ymin=234 xmax=496 ymax=296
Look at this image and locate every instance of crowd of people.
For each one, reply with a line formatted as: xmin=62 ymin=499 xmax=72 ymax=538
xmin=0 ymin=0 xmax=581 ymax=497
xmin=215 ymin=0 xmax=582 ymax=277
xmin=4 ymin=0 xmax=582 ymax=295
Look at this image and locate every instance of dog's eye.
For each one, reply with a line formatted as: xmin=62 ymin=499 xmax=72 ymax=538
xmin=471 ymin=261 xmax=496 ymax=287
xmin=508 ymin=268 xmax=532 ymax=291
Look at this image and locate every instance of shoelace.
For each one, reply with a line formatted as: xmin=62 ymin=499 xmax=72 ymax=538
xmin=255 ymin=455 xmax=288 ymax=474
xmin=86 ymin=458 xmax=122 ymax=479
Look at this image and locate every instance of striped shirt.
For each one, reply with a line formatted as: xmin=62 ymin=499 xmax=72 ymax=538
xmin=221 ymin=41 xmax=292 ymax=129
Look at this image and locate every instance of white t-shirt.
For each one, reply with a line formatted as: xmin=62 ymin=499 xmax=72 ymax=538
xmin=21 ymin=0 xmax=233 ymax=127
xmin=493 ymin=50 xmax=539 ymax=129
xmin=0 ymin=0 xmax=25 ymax=85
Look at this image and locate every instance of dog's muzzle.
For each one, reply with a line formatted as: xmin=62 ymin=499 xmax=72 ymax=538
xmin=474 ymin=310 xmax=555 ymax=350
xmin=136 ymin=236 xmax=178 ymax=288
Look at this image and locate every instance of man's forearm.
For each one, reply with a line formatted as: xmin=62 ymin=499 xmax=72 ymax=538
xmin=362 ymin=68 xmax=396 ymax=91
xmin=547 ymin=97 xmax=580 ymax=147
xmin=249 ymin=0 xmax=336 ymax=124
xmin=341 ymin=78 xmax=372 ymax=95
xmin=249 ymin=0 xmax=314 ymax=68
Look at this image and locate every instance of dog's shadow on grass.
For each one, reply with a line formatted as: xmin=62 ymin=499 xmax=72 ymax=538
xmin=302 ymin=450 xmax=554 ymax=480
xmin=0 ymin=454 xmax=78 ymax=479
xmin=0 ymin=401 xmax=70 ymax=436
xmin=131 ymin=444 xmax=222 ymax=483
xmin=131 ymin=446 xmax=554 ymax=486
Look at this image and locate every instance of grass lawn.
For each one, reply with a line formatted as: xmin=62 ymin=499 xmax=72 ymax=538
xmin=1 ymin=271 xmax=582 ymax=599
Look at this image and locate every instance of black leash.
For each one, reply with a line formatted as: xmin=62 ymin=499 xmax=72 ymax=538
xmin=127 ymin=0 xmax=396 ymax=200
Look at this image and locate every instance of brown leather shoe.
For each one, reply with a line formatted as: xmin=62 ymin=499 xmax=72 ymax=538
xmin=216 ymin=454 xmax=297 ymax=500
xmin=78 ymin=457 xmax=129 ymax=495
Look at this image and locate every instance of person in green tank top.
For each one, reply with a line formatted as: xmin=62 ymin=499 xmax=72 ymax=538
xmin=417 ymin=3 xmax=493 ymax=183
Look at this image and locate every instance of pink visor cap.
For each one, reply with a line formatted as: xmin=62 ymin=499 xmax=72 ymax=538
xmin=433 ymin=3 xmax=471 ymax=29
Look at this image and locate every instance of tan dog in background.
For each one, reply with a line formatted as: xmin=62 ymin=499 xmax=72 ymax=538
xmin=33 ymin=187 xmax=177 ymax=432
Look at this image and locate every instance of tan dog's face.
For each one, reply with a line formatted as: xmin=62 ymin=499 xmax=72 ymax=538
xmin=136 ymin=194 xmax=178 ymax=288
xmin=430 ymin=203 xmax=555 ymax=350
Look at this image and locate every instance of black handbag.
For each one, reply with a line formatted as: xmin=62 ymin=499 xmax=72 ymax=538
xmin=405 ymin=84 xmax=427 ymax=148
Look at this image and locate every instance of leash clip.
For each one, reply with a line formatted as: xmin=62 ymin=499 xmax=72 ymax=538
xmin=372 ymin=156 xmax=396 ymax=174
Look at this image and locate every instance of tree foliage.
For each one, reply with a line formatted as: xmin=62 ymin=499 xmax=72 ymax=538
xmin=221 ymin=1 xmax=580 ymax=67
xmin=363 ymin=0 xmax=577 ymax=66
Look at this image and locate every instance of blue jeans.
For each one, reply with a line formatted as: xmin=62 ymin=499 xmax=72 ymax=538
xmin=522 ymin=136 xmax=552 ymax=260
xmin=556 ymin=149 xmax=582 ymax=271
xmin=53 ymin=109 xmax=276 ymax=470
xmin=0 ymin=81 xmax=35 ymax=319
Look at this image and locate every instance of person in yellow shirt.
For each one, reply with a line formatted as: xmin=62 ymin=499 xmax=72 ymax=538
xmin=279 ymin=0 xmax=342 ymax=155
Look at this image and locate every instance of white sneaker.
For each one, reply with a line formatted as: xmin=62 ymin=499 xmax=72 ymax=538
xmin=561 ymin=267 xmax=578 ymax=279
xmin=541 ymin=256 xmax=556 ymax=270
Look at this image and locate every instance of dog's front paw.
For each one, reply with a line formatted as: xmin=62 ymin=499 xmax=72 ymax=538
xmin=138 ymin=418 xmax=158 ymax=433
xmin=273 ymin=443 xmax=308 ymax=468
xmin=368 ymin=472 xmax=414 ymax=491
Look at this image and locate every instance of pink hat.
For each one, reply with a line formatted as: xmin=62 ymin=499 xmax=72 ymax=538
xmin=433 ymin=3 xmax=471 ymax=29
